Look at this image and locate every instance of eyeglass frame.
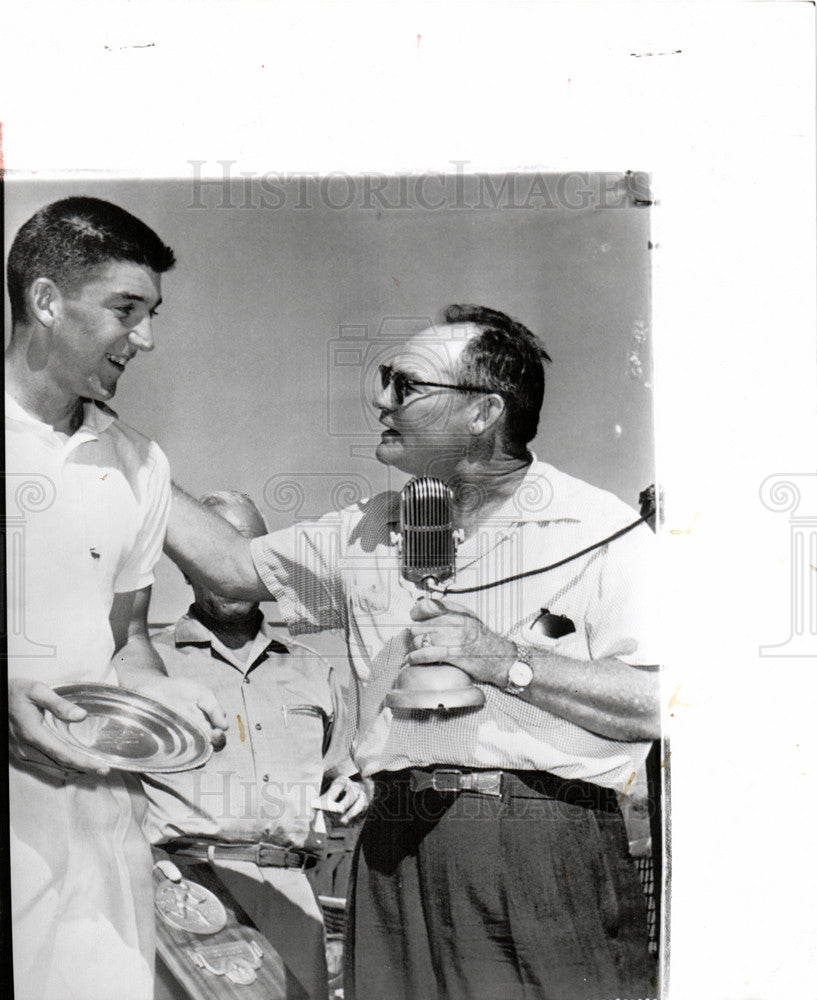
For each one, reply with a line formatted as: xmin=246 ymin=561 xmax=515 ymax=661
xmin=377 ymin=363 xmax=496 ymax=406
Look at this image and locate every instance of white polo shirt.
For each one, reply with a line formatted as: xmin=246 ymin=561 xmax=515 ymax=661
xmin=251 ymin=459 xmax=659 ymax=790
xmin=5 ymin=392 xmax=171 ymax=1000
xmin=5 ymin=392 xmax=170 ymax=686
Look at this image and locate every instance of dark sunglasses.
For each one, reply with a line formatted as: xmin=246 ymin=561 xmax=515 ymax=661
xmin=378 ymin=364 xmax=494 ymax=406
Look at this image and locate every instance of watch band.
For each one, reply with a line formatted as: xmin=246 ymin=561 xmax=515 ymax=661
xmin=504 ymin=643 xmax=534 ymax=696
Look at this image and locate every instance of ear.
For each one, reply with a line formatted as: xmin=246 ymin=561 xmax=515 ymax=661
xmin=467 ymin=393 xmax=506 ymax=436
xmin=27 ymin=277 xmax=62 ymax=329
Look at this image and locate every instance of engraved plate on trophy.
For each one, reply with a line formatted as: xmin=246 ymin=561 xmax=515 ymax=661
xmin=187 ymin=940 xmax=264 ymax=985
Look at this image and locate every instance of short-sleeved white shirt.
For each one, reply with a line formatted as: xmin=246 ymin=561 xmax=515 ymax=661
xmin=251 ymin=459 xmax=658 ymax=790
xmin=5 ymin=393 xmax=171 ymax=686
xmin=6 ymin=392 xmax=171 ymax=1000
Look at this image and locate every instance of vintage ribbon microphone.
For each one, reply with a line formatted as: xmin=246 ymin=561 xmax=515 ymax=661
xmin=385 ymin=477 xmax=486 ymax=711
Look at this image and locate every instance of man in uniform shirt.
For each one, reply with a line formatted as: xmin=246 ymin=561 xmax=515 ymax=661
xmin=5 ymin=197 xmax=228 ymax=1000
xmin=143 ymin=489 xmax=364 ymax=1000
xmin=164 ymin=304 xmax=661 ymax=1000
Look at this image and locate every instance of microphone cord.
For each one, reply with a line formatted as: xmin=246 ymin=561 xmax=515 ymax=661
xmin=436 ymin=514 xmax=649 ymax=596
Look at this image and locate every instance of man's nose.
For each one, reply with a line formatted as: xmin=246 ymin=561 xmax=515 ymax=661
xmin=128 ymin=316 xmax=155 ymax=352
xmin=371 ymin=376 xmax=395 ymax=412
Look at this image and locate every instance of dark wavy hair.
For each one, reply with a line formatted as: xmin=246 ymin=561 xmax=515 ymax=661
xmin=443 ymin=303 xmax=552 ymax=451
xmin=7 ymin=196 xmax=176 ymax=324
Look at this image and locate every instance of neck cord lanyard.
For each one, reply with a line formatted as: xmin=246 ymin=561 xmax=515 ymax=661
xmin=439 ymin=514 xmax=649 ymax=596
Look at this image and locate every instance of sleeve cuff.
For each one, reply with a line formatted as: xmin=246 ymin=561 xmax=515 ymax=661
xmin=114 ymin=570 xmax=155 ymax=594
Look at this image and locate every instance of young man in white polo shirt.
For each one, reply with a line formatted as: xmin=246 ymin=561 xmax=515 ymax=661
xmin=5 ymin=197 xmax=228 ymax=1000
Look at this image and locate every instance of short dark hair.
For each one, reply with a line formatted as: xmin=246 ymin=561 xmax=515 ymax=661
xmin=443 ymin=303 xmax=552 ymax=451
xmin=7 ymin=196 xmax=176 ymax=324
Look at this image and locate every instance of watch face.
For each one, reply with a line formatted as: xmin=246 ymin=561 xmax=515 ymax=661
xmin=509 ymin=659 xmax=534 ymax=688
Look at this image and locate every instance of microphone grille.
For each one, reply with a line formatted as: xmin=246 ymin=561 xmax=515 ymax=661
xmin=400 ymin=477 xmax=456 ymax=586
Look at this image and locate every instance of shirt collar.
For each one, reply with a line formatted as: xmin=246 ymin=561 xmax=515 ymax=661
xmin=379 ymin=455 xmax=588 ymax=535
xmin=5 ymin=393 xmax=117 ymax=440
xmin=487 ymin=456 xmax=585 ymax=524
xmin=173 ymin=610 xmax=291 ymax=653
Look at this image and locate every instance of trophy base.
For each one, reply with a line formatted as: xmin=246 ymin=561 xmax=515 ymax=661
xmin=385 ymin=666 xmax=486 ymax=711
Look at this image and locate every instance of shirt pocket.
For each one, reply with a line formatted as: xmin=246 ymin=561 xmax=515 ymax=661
xmin=519 ymin=615 xmax=588 ymax=660
xmin=282 ymin=704 xmax=333 ymax=757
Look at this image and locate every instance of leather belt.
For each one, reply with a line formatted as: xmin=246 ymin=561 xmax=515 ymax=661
xmin=408 ymin=768 xmax=503 ymax=797
xmin=165 ymin=839 xmax=318 ymax=871
xmin=395 ymin=767 xmax=619 ymax=811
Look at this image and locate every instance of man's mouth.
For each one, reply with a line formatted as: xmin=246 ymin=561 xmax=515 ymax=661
xmin=105 ymin=354 xmax=129 ymax=372
xmin=380 ymin=428 xmax=400 ymax=440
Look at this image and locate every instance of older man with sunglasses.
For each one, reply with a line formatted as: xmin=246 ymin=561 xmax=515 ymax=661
xmin=166 ymin=304 xmax=660 ymax=1000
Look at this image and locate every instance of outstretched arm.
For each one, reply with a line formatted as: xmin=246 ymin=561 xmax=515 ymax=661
xmin=164 ymin=483 xmax=270 ymax=600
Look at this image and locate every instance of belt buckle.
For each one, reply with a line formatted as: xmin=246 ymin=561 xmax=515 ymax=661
xmin=430 ymin=769 xmax=464 ymax=794
xmin=289 ymin=849 xmax=314 ymax=871
xmin=468 ymin=771 xmax=503 ymax=797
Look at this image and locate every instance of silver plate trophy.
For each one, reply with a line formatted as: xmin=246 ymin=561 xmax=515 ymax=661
xmin=44 ymin=683 xmax=213 ymax=773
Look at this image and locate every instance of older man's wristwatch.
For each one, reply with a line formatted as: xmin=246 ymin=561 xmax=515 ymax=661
xmin=504 ymin=644 xmax=534 ymax=696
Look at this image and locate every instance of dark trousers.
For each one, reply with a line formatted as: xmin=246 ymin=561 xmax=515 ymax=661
xmin=345 ymin=769 xmax=656 ymax=1000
